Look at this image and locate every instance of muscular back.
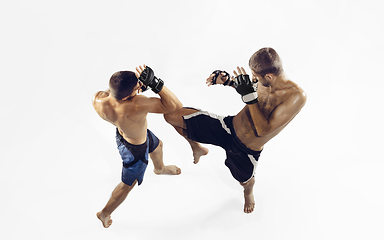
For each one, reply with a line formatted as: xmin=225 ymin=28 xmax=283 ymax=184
xmin=233 ymin=79 xmax=306 ymax=151
xmin=93 ymin=90 xmax=149 ymax=144
xmin=93 ymin=85 xmax=182 ymax=145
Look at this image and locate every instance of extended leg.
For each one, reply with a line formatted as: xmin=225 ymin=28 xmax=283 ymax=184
xmin=97 ymin=181 xmax=137 ymax=228
xmin=240 ymin=177 xmax=256 ymax=214
xmin=164 ymin=108 xmax=209 ymax=164
xmin=150 ymin=140 xmax=181 ymax=175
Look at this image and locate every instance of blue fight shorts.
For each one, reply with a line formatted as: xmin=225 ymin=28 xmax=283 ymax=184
xmin=116 ymin=128 xmax=160 ymax=186
xmin=183 ymin=111 xmax=262 ymax=183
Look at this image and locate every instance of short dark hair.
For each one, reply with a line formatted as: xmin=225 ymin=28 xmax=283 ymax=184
xmin=109 ymin=71 xmax=138 ymax=100
xmin=249 ymin=47 xmax=283 ymax=77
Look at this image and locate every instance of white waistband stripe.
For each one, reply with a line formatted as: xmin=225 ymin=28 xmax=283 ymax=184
xmin=183 ymin=111 xmax=231 ymax=134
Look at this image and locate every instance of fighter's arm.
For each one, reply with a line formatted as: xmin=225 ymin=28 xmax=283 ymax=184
xmin=132 ymin=86 xmax=183 ymax=114
xmin=248 ymin=90 xmax=307 ymax=137
xmin=134 ymin=65 xmax=183 ymax=114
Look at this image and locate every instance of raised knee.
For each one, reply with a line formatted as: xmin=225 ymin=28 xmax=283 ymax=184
xmin=240 ymin=177 xmax=255 ymax=186
xmin=164 ymin=108 xmax=195 ymax=130
xmin=164 ymin=112 xmax=183 ymax=126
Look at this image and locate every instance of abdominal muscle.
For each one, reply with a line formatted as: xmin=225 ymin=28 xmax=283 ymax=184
xmin=233 ymin=108 xmax=276 ymax=152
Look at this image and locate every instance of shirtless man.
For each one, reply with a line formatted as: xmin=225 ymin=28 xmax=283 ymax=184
xmin=93 ymin=65 xmax=182 ymax=228
xmin=164 ymin=47 xmax=307 ymax=213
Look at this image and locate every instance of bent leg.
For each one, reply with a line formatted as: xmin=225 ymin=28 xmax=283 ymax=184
xmin=97 ymin=180 xmax=137 ymax=228
xmin=164 ymin=108 xmax=209 ymax=164
xmin=164 ymin=107 xmax=198 ymax=129
xmin=150 ymin=140 xmax=181 ymax=175
xmin=240 ymin=177 xmax=256 ymax=214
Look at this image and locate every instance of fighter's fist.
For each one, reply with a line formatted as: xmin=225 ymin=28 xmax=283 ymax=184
xmin=233 ymin=67 xmax=258 ymax=104
xmin=138 ymin=66 xmax=164 ymax=94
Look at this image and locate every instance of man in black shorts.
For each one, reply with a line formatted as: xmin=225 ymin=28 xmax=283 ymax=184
xmin=183 ymin=111 xmax=261 ymax=184
xmin=164 ymin=48 xmax=307 ymax=213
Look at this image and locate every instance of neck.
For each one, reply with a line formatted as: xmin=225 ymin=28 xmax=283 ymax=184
xmin=270 ymin=73 xmax=290 ymax=92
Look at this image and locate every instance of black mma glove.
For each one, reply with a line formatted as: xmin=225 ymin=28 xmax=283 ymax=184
xmin=211 ymin=70 xmax=233 ymax=86
xmin=234 ymin=74 xmax=258 ymax=104
xmin=138 ymin=66 xmax=164 ymax=94
xmin=141 ymin=85 xmax=149 ymax=92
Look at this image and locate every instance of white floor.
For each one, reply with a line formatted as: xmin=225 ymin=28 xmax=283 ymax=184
xmin=1 ymin=1 xmax=383 ymax=239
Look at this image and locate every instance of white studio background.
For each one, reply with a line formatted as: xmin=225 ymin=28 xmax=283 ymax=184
xmin=1 ymin=0 xmax=383 ymax=239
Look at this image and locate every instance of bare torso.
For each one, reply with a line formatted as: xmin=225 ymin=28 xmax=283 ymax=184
xmin=233 ymin=80 xmax=306 ymax=151
xmin=93 ymin=82 xmax=183 ymax=145
xmin=93 ymin=91 xmax=149 ymax=145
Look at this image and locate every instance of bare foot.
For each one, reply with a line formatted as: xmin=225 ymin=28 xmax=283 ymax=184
xmin=244 ymin=192 xmax=255 ymax=214
xmin=97 ymin=211 xmax=113 ymax=228
xmin=192 ymin=145 xmax=209 ymax=164
xmin=154 ymin=165 xmax=181 ymax=175
xmin=241 ymin=177 xmax=255 ymax=214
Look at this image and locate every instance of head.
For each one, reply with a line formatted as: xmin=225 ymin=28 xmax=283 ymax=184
xmin=249 ymin=47 xmax=283 ymax=85
xmin=109 ymin=71 xmax=140 ymax=100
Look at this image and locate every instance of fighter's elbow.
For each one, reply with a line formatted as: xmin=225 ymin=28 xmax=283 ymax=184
xmin=256 ymin=129 xmax=270 ymax=137
xmin=255 ymin=124 xmax=273 ymax=137
xmin=172 ymin=100 xmax=183 ymax=110
xmin=175 ymin=101 xmax=183 ymax=111
xmin=164 ymin=102 xmax=182 ymax=113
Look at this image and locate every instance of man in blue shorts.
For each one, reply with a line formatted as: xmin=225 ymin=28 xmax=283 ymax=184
xmin=93 ymin=65 xmax=182 ymax=227
xmin=165 ymin=48 xmax=307 ymax=213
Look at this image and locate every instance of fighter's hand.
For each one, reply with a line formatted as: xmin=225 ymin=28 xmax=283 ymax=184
xmin=233 ymin=66 xmax=258 ymax=104
xmin=232 ymin=66 xmax=247 ymax=79
xmin=206 ymin=72 xmax=229 ymax=86
xmin=137 ymin=65 xmax=164 ymax=94
xmin=206 ymin=71 xmax=232 ymax=86
xmin=135 ymin=64 xmax=149 ymax=93
xmin=135 ymin=64 xmax=146 ymax=78
xmin=206 ymin=73 xmax=215 ymax=86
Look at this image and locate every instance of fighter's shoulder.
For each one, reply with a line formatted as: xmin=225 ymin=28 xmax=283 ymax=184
xmin=118 ymin=94 xmax=152 ymax=113
xmin=284 ymin=83 xmax=307 ymax=108
xmin=291 ymin=83 xmax=306 ymax=100
xmin=92 ymin=91 xmax=118 ymax=123
xmin=283 ymin=79 xmax=304 ymax=95
xmin=132 ymin=94 xmax=150 ymax=101
xmin=93 ymin=90 xmax=110 ymax=104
